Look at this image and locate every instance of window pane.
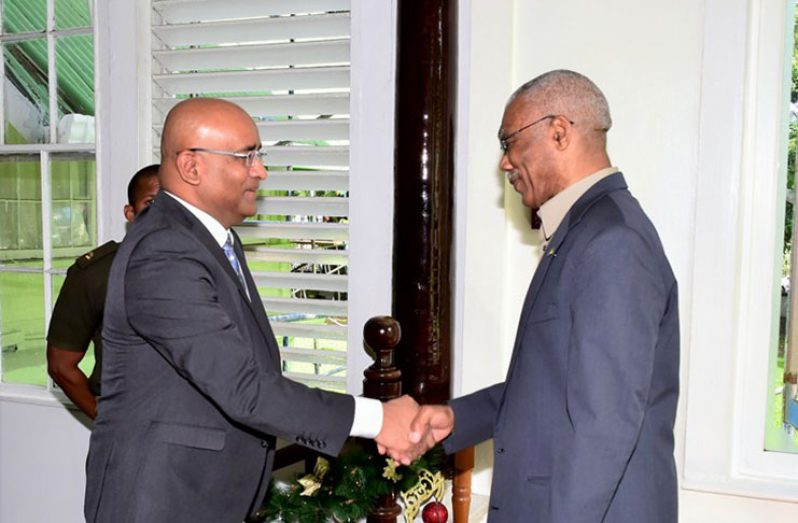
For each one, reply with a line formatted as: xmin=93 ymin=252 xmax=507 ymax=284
xmin=0 ymin=271 xmax=45 ymax=386
xmin=56 ymin=35 xmax=95 ymax=144
xmin=0 ymin=155 xmax=42 ymax=267
xmin=55 ymin=0 xmax=91 ymax=30
xmin=4 ymin=40 xmax=49 ymax=145
xmin=51 ymin=154 xmax=96 ymax=253
xmin=0 ymin=162 xmax=15 ymax=198
xmin=768 ymin=8 xmax=798 ymax=454
xmin=3 ymin=0 xmax=46 ymax=34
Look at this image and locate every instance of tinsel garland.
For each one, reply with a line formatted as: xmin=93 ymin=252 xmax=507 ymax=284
xmin=253 ymin=441 xmax=446 ymax=523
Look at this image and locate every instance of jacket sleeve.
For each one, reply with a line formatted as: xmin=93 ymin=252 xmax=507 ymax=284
xmin=443 ymin=382 xmax=505 ymax=454
xmin=548 ymin=225 xmax=670 ymax=522
xmin=124 ymin=229 xmax=355 ymax=456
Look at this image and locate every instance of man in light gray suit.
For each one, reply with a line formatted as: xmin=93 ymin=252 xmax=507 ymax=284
xmin=85 ymin=98 xmax=425 ymax=523
xmin=411 ymin=70 xmax=679 ymax=522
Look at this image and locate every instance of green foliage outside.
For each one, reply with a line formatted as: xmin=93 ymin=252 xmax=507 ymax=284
xmin=785 ymin=9 xmax=798 ymax=255
xmin=769 ymin=6 xmax=798 ymax=451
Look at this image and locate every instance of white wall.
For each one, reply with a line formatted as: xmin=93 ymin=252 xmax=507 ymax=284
xmin=0 ymin=398 xmax=90 ymax=522
xmin=455 ymin=0 xmax=798 ymax=519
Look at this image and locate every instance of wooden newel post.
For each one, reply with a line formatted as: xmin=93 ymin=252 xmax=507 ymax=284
xmin=363 ymin=316 xmax=402 ymax=401
xmin=363 ymin=316 xmax=403 ymax=523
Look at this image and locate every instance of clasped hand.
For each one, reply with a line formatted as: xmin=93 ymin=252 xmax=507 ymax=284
xmin=374 ymin=395 xmax=454 ymax=465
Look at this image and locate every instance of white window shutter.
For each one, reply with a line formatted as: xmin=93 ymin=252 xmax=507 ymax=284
xmin=151 ymin=0 xmax=351 ymax=391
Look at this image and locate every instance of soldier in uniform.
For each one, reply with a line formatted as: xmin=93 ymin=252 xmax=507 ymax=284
xmin=46 ymin=164 xmax=160 ymax=420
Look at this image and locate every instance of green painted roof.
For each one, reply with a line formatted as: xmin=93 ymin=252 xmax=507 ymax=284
xmin=3 ymin=0 xmax=94 ymax=119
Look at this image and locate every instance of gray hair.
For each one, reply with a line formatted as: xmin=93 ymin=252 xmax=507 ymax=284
xmin=509 ymin=70 xmax=612 ymax=133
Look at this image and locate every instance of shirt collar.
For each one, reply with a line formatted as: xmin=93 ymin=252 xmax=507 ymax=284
xmin=164 ymin=191 xmax=229 ymax=248
xmin=538 ymin=166 xmax=619 ymax=245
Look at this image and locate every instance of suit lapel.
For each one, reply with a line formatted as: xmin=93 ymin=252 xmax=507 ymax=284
xmin=158 ymin=196 xmax=280 ymax=363
xmin=502 ymin=241 xmax=558 ymax=387
xmin=159 ymin=195 xmax=248 ymax=295
xmin=503 ymin=173 xmax=629 ymax=382
xmin=515 ymin=247 xmax=556 ymax=333
xmin=230 ymin=230 xmax=281 ymax=364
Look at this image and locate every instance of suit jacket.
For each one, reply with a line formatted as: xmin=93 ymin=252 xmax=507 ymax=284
xmin=84 ymin=193 xmax=355 ymax=523
xmin=444 ymin=173 xmax=679 ymax=522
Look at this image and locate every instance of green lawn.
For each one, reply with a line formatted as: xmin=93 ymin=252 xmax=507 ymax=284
xmin=0 ymin=258 xmax=78 ymax=385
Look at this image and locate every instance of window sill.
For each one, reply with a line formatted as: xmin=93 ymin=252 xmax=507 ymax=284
xmin=682 ymin=473 xmax=798 ymax=503
xmin=0 ymin=384 xmax=74 ymax=410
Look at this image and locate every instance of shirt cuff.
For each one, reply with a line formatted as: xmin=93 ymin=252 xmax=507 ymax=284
xmin=349 ymin=396 xmax=384 ymax=439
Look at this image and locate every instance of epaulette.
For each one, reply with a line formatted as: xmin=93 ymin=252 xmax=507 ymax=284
xmin=75 ymin=240 xmax=119 ymax=269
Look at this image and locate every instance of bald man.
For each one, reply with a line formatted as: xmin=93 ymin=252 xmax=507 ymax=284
xmin=411 ymin=70 xmax=679 ymax=522
xmin=84 ymin=99 xmax=424 ymax=523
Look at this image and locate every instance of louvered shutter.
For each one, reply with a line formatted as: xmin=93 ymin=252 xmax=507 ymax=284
xmin=151 ymin=0 xmax=351 ymax=392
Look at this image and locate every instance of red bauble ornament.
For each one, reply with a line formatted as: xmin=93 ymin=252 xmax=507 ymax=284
xmin=421 ymin=501 xmax=448 ymax=523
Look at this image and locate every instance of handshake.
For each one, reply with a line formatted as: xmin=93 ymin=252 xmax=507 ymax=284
xmin=373 ymin=396 xmax=455 ymax=465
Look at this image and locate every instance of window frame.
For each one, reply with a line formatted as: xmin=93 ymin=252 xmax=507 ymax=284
xmin=0 ymin=0 xmax=100 ymax=401
xmin=684 ymin=0 xmax=798 ymax=499
xmin=346 ymin=0 xmax=395 ymax=394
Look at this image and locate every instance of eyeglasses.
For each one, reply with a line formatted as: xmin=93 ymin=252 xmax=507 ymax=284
xmin=498 ymin=114 xmax=575 ymax=153
xmin=186 ymin=147 xmax=267 ymax=168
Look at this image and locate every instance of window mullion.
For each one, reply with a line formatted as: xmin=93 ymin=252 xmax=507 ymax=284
xmin=46 ymin=0 xmax=57 ymax=144
xmin=0 ymin=0 xmax=5 ymax=145
xmin=44 ymin=0 xmax=56 ymax=393
xmin=40 ymin=150 xmax=53 ymax=392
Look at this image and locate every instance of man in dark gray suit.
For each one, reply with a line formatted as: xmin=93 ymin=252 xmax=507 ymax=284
xmin=410 ymin=70 xmax=679 ymax=522
xmin=84 ymin=98 xmax=424 ymax=523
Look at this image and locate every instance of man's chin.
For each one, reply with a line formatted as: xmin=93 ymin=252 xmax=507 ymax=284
xmin=517 ymin=188 xmax=536 ymax=208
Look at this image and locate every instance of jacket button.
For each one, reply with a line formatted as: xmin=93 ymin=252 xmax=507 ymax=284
xmin=261 ymin=440 xmax=268 ymax=448
xmin=497 ymin=448 xmax=505 ymax=454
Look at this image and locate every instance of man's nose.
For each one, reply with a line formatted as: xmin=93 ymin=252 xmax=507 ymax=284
xmin=499 ymin=153 xmax=512 ymax=172
xmin=251 ymin=161 xmax=268 ymax=180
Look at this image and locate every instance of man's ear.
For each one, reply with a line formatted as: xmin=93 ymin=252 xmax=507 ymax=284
xmin=123 ymin=204 xmax=135 ymax=223
xmin=175 ymin=150 xmax=201 ymax=186
xmin=552 ymin=115 xmax=571 ymax=150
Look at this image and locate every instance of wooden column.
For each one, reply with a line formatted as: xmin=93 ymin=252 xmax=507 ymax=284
xmin=393 ymin=2 xmax=474 ymax=522
xmin=393 ymin=0 xmax=457 ymax=406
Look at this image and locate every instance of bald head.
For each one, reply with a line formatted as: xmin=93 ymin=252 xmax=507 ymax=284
xmin=160 ymin=97 xmax=267 ymax=228
xmin=161 ymin=98 xmax=254 ymax=165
